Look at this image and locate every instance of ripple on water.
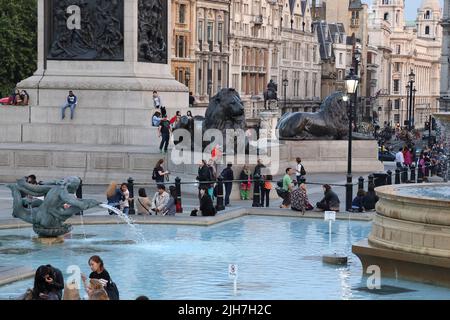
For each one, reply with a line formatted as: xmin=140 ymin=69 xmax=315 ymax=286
xmin=0 ymin=248 xmax=40 ymax=255
xmin=90 ymin=240 xmax=136 ymax=245
xmin=0 ymin=235 xmax=32 ymax=242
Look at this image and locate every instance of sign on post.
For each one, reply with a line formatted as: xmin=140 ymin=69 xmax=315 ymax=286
xmin=324 ymin=211 xmax=336 ymax=221
xmin=228 ymin=264 xmax=238 ymax=279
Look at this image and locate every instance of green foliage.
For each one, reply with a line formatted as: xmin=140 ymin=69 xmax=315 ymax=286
xmin=0 ymin=0 xmax=37 ymax=97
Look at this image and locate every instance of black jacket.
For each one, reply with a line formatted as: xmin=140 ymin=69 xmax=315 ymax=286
xmin=323 ymin=190 xmax=340 ymax=208
xmin=197 ymin=165 xmax=212 ymax=187
xmin=239 ymin=170 xmax=252 ymax=182
xmin=254 ymin=164 xmax=265 ymax=177
xmin=221 ymin=167 xmax=234 ymax=183
xmin=362 ymin=192 xmax=379 ymax=210
xmin=200 ymin=194 xmax=216 ymax=216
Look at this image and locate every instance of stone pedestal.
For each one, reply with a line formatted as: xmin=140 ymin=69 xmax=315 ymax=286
xmin=259 ymin=111 xmax=279 ymax=141
xmin=33 ymin=236 xmax=65 ymax=245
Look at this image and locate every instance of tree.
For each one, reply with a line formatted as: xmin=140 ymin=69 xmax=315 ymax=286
xmin=0 ymin=0 xmax=37 ymax=97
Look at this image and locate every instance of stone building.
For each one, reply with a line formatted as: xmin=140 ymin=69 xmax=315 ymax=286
xmin=194 ymin=0 xmax=231 ymax=105
xmin=171 ymin=0 xmax=197 ymax=95
xmin=314 ymin=21 xmax=353 ymax=98
xmin=369 ymin=0 xmax=442 ymax=129
xmin=229 ymin=0 xmax=321 ymax=115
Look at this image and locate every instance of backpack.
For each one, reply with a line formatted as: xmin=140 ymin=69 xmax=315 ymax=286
xmin=105 ymin=280 xmax=120 ymax=300
xmin=300 ymin=165 xmax=306 ymax=176
xmin=152 ymin=168 xmax=158 ymax=180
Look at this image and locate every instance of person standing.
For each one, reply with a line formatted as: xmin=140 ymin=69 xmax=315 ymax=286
xmin=395 ymin=148 xmax=405 ymax=169
xmin=61 ymin=90 xmax=78 ymax=120
xmin=403 ymin=147 xmax=412 ymax=168
xmin=280 ymin=168 xmax=295 ymax=208
xmin=152 ymin=159 xmax=169 ymax=184
xmin=169 ymin=111 xmax=181 ymax=128
xmin=239 ymin=165 xmax=252 ymax=200
xmin=189 ymin=92 xmax=195 ymax=107
xmin=158 ymin=116 xmax=171 ymax=154
xmin=253 ymin=159 xmax=265 ymax=203
xmin=153 ymin=91 xmax=162 ymax=109
xmin=221 ymin=163 xmax=234 ymax=206
xmin=261 ymin=174 xmax=272 ymax=207
xmin=295 ymin=157 xmax=306 ymax=184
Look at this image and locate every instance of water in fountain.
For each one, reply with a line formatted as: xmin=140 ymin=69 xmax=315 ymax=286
xmin=99 ymin=204 xmax=146 ymax=243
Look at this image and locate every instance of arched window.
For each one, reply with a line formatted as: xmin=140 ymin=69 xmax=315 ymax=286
xmin=425 ymin=26 xmax=430 ymax=35
xmin=424 ymin=10 xmax=431 ymax=19
xmin=383 ymin=12 xmax=389 ymax=21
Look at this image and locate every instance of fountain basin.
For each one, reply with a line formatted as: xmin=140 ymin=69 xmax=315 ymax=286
xmin=353 ymin=183 xmax=450 ymax=287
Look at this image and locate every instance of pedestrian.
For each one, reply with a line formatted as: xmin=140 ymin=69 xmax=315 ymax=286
xmin=220 ymin=163 xmax=234 ymax=206
xmin=197 ymin=160 xmax=212 ymax=194
xmin=106 ymin=181 xmax=123 ymax=215
xmin=362 ymin=183 xmax=379 ymax=211
xmin=295 ymin=157 xmax=306 ymax=184
xmin=119 ymin=183 xmax=132 ymax=215
xmin=153 ymin=90 xmax=162 ymax=109
xmin=197 ymin=187 xmax=216 ymax=216
xmin=186 ymin=110 xmax=193 ymax=120
xmin=291 ymin=183 xmax=313 ymax=214
xmin=136 ymin=188 xmax=151 ymax=215
xmin=253 ymin=159 xmax=265 ymax=202
xmin=152 ymin=159 xmax=169 ymax=184
xmin=32 ymin=265 xmax=64 ymax=300
xmin=239 ymin=165 xmax=252 ymax=200
xmin=261 ymin=174 xmax=272 ymax=207
xmin=403 ymin=146 xmax=412 ymax=167
xmin=395 ymin=148 xmax=405 ymax=169
xmin=280 ymin=168 xmax=295 ymax=208
xmin=189 ymin=92 xmax=195 ymax=107
xmin=81 ymin=255 xmax=119 ymax=300
xmin=316 ymin=184 xmax=340 ymax=212
xmin=61 ymin=90 xmax=78 ymax=120
xmin=150 ymin=184 xmax=170 ymax=215
xmin=158 ymin=116 xmax=171 ymax=154
xmin=169 ymin=111 xmax=181 ymax=128
xmin=207 ymin=159 xmax=217 ymax=200
xmin=352 ymin=189 xmax=366 ymax=212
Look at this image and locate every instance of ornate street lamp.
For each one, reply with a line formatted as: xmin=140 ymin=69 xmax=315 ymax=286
xmin=345 ymin=69 xmax=359 ymax=211
xmin=407 ymin=69 xmax=415 ymax=130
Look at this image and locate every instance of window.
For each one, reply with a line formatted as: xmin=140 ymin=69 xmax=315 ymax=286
xmin=233 ymin=48 xmax=240 ymax=65
xmin=339 ymin=53 xmax=343 ymax=65
xmin=305 ymin=72 xmax=309 ymax=98
xmin=198 ymin=21 xmax=203 ymax=47
xmin=395 ymin=62 xmax=401 ymax=72
xmin=313 ymin=73 xmax=317 ymax=97
xmin=396 ymin=45 xmax=401 ymax=54
xmin=282 ymin=43 xmax=288 ymax=59
xmin=218 ymin=22 xmax=223 ymax=44
xmin=207 ymin=22 xmax=214 ymax=42
xmin=272 ymin=50 xmax=278 ymax=67
xmin=382 ymin=0 xmax=390 ymax=4
xmin=425 ymin=26 xmax=430 ymax=35
xmin=425 ymin=10 xmax=431 ymax=19
xmin=393 ymin=79 xmax=400 ymax=93
xmin=176 ymin=35 xmax=186 ymax=58
xmin=384 ymin=12 xmax=389 ymax=21
xmin=394 ymin=99 xmax=400 ymax=109
xmin=312 ymin=46 xmax=317 ymax=63
xmin=232 ymin=74 xmax=239 ymax=90
xmin=394 ymin=114 xmax=400 ymax=123
xmin=179 ymin=4 xmax=186 ymax=24
xmin=244 ymin=4 xmax=249 ymax=14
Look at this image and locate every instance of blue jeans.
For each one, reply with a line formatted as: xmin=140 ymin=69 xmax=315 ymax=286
xmin=61 ymin=103 xmax=76 ymax=119
xmin=122 ymin=207 xmax=129 ymax=215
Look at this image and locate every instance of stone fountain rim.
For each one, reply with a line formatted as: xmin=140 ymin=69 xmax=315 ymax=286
xmin=375 ymin=183 xmax=450 ymax=207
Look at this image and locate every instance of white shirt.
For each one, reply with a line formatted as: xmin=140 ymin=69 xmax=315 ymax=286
xmin=296 ymin=163 xmax=303 ymax=176
xmin=395 ymin=151 xmax=404 ymax=164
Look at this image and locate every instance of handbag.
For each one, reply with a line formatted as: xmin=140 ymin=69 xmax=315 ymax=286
xmin=105 ymin=280 xmax=120 ymax=300
xmin=138 ymin=198 xmax=151 ymax=215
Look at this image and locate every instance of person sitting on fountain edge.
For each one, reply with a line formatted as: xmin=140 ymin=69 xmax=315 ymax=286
xmin=32 ymin=265 xmax=64 ymax=300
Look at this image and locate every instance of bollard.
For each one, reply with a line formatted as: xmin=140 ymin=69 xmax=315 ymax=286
xmin=358 ymin=176 xmax=364 ymax=191
xmin=395 ymin=168 xmax=401 ymax=184
xmin=401 ymin=166 xmax=408 ymax=183
xmin=410 ymin=164 xmax=416 ymax=183
xmin=75 ymin=177 xmax=83 ymax=216
xmin=386 ymin=170 xmax=392 ymax=185
xmin=175 ymin=177 xmax=183 ymax=213
xmin=127 ymin=177 xmax=135 ymax=215
xmin=252 ymin=174 xmax=262 ymax=207
xmin=216 ymin=176 xmax=225 ymax=211
xmin=417 ymin=164 xmax=423 ymax=183
xmin=368 ymin=174 xmax=374 ymax=186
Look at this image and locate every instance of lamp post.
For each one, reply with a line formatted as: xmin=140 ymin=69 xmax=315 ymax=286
xmin=412 ymin=87 xmax=417 ymax=129
xmin=282 ymin=78 xmax=289 ymax=111
xmin=345 ymin=69 xmax=359 ymax=212
xmin=387 ymin=99 xmax=392 ymax=126
xmin=407 ymin=69 xmax=416 ymax=130
xmin=353 ymin=45 xmax=361 ymax=131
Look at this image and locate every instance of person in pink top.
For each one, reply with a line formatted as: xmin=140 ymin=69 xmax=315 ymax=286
xmin=403 ymin=147 xmax=412 ymax=167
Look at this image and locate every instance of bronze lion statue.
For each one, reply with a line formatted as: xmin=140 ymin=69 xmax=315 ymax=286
xmin=277 ymin=91 xmax=351 ymax=140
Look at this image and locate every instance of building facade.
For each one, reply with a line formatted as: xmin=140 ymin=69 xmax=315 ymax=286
xmin=440 ymin=0 xmax=450 ymax=111
xmin=369 ymin=0 xmax=442 ymax=129
xmin=229 ymin=0 xmax=322 ymax=115
xmin=171 ymin=0 xmax=197 ymax=95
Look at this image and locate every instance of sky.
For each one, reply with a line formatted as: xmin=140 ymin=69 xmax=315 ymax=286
xmin=362 ymin=0 xmax=445 ymax=21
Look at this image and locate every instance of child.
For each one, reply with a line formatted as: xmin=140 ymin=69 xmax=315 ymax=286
xmin=261 ymin=175 xmax=272 ymax=207
xmin=119 ymin=183 xmax=131 ymax=215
